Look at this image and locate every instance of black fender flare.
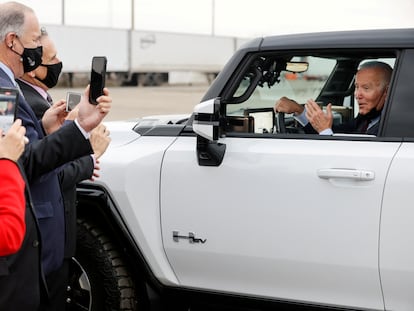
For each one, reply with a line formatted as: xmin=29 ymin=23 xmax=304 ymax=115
xmin=75 ymin=183 xmax=164 ymax=294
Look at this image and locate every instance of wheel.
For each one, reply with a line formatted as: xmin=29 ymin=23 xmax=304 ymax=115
xmin=67 ymin=218 xmax=137 ymax=311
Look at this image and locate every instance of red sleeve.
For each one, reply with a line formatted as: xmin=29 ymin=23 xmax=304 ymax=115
xmin=0 ymin=159 xmax=26 ymax=257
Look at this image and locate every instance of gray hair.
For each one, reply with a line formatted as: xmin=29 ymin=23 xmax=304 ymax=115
xmin=0 ymin=2 xmax=34 ymax=41
xmin=358 ymin=61 xmax=393 ymax=87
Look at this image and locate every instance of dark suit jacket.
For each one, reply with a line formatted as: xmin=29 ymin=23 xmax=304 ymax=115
xmin=17 ymin=81 xmax=95 ymax=259
xmin=14 ymin=78 xmax=68 ymax=277
xmin=0 ymin=68 xmax=93 ymax=311
xmin=59 ymin=155 xmax=94 ymax=257
xmin=16 ymin=79 xmax=51 ymax=119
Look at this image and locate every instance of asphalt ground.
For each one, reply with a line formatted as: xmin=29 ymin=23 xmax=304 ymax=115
xmin=48 ymin=84 xmax=210 ymax=121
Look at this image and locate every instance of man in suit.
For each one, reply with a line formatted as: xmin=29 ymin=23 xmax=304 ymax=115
xmin=0 ymin=120 xmax=27 ymax=257
xmin=17 ymin=27 xmax=111 ymax=310
xmin=16 ymin=26 xmax=61 ymax=119
xmin=0 ymin=2 xmax=112 ymax=310
xmin=274 ymin=61 xmax=393 ymax=135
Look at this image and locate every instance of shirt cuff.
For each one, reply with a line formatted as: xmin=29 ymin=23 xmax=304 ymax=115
xmin=319 ymin=128 xmax=333 ymax=135
xmin=74 ymin=119 xmax=90 ymax=139
xmin=293 ymin=108 xmax=309 ymax=126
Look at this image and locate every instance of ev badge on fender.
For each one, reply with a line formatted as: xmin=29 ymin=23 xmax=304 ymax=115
xmin=173 ymin=231 xmax=207 ymax=244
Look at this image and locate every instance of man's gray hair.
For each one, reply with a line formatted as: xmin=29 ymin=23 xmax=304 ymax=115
xmin=0 ymin=2 xmax=34 ymax=41
xmin=358 ymin=61 xmax=393 ymax=86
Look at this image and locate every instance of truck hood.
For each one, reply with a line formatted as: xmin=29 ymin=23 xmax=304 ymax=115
xmin=103 ymin=114 xmax=191 ymax=147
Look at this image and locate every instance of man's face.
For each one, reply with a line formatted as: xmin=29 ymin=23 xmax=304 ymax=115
xmin=34 ymin=35 xmax=60 ymax=80
xmin=11 ymin=12 xmax=41 ymax=77
xmin=354 ymin=67 xmax=388 ymax=115
xmin=16 ymin=12 xmax=41 ymax=49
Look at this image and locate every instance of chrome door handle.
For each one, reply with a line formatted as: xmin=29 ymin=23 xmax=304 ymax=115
xmin=317 ymin=168 xmax=375 ymax=181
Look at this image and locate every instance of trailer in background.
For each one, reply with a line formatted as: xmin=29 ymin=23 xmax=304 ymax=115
xmin=45 ymin=25 xmax=250 ymax=86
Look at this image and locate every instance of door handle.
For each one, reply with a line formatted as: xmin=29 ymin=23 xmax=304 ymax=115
xmin=317 ymin=168 xmax=375 ymax=181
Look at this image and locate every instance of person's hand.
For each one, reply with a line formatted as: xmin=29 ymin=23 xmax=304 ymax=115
xmin=90 ymin=123 xmax=111 ymax=159
xmin=77 ymin=85 xmax=112 ymax=133
xmin=0 ymin=119 xmax=28 ymax=162
xmin=89 ymin=159 xmax=101 ymax=181
xmin=274 ymin=97 xmax=304 ymax=115
xmin=66 ymin=105 xmax=79 ymax=121
xmin=305 ymin=100 xmax=333 ymax=133
xmin=42 ymin=100 xmax=68 ymax=134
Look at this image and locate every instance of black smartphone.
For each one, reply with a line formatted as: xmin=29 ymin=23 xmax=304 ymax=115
xmin=0 ymin=87 xmax=19 ymax=132
xmin=89 ymin=56 xmax=107 ymax=105
xmin=66 ymin=92 xmax=82 ymax=112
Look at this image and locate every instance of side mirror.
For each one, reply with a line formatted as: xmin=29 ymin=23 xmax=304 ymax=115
xmin=193 ymin=97 xmax=226 ymax=167
xmin=193 ymin=97 xmax=221 ymax=141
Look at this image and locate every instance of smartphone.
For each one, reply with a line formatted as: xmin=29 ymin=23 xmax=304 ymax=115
xmin=89 ymin=56 xmax=107 ymax=105
xmin=66 ymin=92 xmax=82 ymax=112
xmin=0 ymin=87 xmax=19 ymax=133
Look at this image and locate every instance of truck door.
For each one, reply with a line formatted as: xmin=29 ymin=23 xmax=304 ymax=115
xmin=160 ymin=134 xmax=400 ymax=310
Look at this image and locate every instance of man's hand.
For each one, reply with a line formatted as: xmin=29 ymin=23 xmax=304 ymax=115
xmin=90 ymin=123 xmax=111 ymax=159
xmin=274 ymin=97 xmax=304 ymax=115
xmin=65 ymin=106 xmax=79 ymax=121
xmin=42 ymin=100 xmax=68 ymax=134
xmin=0 ymin=119 xmax=28 ymax=162
xmin=77 ymin=85 xmax=112 ymax=133
xmin=89 ymin=159 xmax=101 ymax=182
xmin=305 ymin=100 xmax=333 ymax=133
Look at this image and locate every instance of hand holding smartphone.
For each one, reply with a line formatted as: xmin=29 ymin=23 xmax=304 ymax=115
xmin=66 ymin=92 xmax=82 ymax=112
xmin=0 ymin=87 xmax=19 ymax=133
xmin=89 ymin=56 xmax=107 ymax=105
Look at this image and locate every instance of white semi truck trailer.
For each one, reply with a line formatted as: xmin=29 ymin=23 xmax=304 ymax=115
xmin=46 ymin=25 xmax=249 ymax=86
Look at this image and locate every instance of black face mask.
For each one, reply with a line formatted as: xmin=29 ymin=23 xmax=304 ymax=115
xmin=35 ymin=62 xmax=63 ymax=88
xmin=10 ymin=37 xmax=43 ymax=72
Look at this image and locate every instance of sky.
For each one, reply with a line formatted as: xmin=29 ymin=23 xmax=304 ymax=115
xmin=1 ymin=0 xmax=414 ymax=38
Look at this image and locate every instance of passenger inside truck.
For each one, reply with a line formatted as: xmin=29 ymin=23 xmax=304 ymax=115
xmin=223 ymin=52 xmax=395 ymax=136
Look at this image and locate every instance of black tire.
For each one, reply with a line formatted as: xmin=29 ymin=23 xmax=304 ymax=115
xmin=67 ymin=218 xmax=137 ymax=311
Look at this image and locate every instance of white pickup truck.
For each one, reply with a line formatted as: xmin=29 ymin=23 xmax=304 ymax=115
xmin=68 ymin=28 xmax=414 ymax=311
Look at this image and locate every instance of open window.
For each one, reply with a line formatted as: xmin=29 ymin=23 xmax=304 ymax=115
xmin=221 ymin=51 xmax=396 ymax=136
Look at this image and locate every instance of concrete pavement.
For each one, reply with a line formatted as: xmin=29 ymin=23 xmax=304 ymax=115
xmin=49 ymin=85 xmax=209 ymax=121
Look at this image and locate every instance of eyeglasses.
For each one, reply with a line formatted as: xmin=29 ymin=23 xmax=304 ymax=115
xmin=40 ymin=27 xmax=48 ymax=36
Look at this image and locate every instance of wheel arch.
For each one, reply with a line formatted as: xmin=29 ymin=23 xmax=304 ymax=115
xmin=75 ymin=183 xmax=164 ymax=295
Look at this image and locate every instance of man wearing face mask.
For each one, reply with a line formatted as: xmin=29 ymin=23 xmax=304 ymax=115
xmin=17 ymin=27 xmax=111 ymax=310
xmin=17 ymin=27 xmax=62 ymax=119
xmin=0 ymin=2 xmax=112 ymax=310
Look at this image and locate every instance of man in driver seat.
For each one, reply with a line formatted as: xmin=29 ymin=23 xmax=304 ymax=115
xmin=274 ymin=61 xmax=392 ymax=135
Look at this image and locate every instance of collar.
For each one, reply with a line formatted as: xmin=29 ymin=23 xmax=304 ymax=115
xmin=367 ymin=115 xmax=381 ymax=130
xmin=0 ymin=61 xmax=16 ymax=85
xmin=17 ymin=78 xmax=49 ymax=102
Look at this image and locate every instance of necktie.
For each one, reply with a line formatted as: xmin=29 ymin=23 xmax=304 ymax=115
xmin=360 ymin=119 xmax=370 ymax=133
xmin=46 ymin=93 xmax=53 ymax=106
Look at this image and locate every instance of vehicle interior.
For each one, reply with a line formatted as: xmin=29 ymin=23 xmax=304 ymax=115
xmin=220 ymin=51 xmax=396 ymax=135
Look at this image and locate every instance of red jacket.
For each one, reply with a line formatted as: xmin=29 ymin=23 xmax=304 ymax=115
xmin=0 ymin=159 xmax=25 ymax=256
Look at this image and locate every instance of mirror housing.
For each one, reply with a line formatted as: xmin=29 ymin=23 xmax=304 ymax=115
xmin=193 ymin=98 xmax=221 ymax=141
xmin=193 ymin=98 xmax=226 ymax=166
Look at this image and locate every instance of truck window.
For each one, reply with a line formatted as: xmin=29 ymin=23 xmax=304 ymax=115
xmin=224 ymin=53 xmax=396 ymax=136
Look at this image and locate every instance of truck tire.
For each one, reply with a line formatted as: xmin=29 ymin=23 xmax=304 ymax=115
xmin=67 ymin=217 xmax=137 ymax=311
